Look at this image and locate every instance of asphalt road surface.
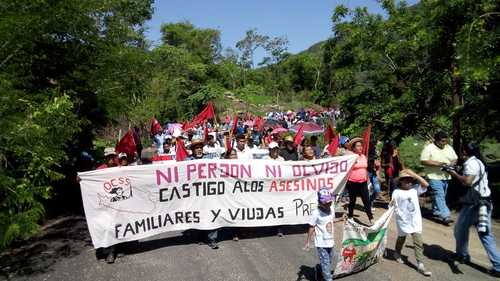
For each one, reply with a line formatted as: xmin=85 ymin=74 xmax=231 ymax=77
xmin=2 ymin=202 xmax=499 ymax=281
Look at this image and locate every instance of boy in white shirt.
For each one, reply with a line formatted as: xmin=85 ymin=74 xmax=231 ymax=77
xmin=305 ymin=187 xmax=335 ymax=281
xmin=391 ymin=169 xmax=432 ymax=277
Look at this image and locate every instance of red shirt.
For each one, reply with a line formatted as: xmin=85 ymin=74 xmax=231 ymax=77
xmin=97 ymin=164 xmax=109 ymax=170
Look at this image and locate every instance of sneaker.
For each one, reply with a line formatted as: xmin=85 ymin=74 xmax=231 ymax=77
xmin=105 ymin=251 xmax=115 ymax=264
xmin=208 ymin=242 xmax=219 ymax=249
xmin=277 ymin=231 xmax=284 ymax=238
xmin=417 ymin=263 xmax=432 ymax=277
xmin=233 ymin=236 xmax=239 ymax=242
xmin=489 ymin=269 xmax=500 ymax=278
xmin=454 ymin=254 xmax=471 ymax=264
xmin=442 ymin=217 xmax=453 ymax=226
xmin=393 ymin=253 xmax=404 ymax=264
xmin=371 ymin=208 xmax=376 ymax=212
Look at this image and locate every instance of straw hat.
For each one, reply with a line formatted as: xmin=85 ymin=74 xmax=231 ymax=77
xmin=395 ymin=169 xmax=416 ymax=183
xmin=347 ymin=137 xmax=363 ymax=150
xmin=189 ymin=138 xmax=204 ymax=149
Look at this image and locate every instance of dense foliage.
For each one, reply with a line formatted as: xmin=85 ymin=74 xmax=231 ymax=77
xmin=0 ymin=0 xmax=498 ymax=248
xmin=316 ymin=0 xmax=500 ymax=145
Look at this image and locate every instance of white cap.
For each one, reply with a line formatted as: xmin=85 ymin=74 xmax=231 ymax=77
xmin=118 ymin=152 xmax=127 ymax=159
xmin=165 ymin=134 xmax=172 ymax=139
xmin=268 ymin=142 xmax=279 ymax=149
xmin=104 ymin=147 xmax=116 ymax=157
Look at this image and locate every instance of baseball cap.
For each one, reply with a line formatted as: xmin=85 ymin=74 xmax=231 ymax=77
xmin=104 ymin=147 xmax=116 ymax=157
xmin=268 ymin=141 xmax=279 ymax=149
xmin=318 ymin=187 xmax=333 ymax=204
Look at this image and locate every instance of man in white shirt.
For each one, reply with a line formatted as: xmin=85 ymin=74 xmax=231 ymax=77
xmin=446 ymin=143 xmax=500 ymax=277
xmin=235 ymin=134 xmax=253 ymax=160
xmin=420 ymin=131 xmax=457 ymax=225
xmin=203 ymin=133 xmax=223 ymax=159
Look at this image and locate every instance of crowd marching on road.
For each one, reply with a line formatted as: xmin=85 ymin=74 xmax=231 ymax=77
xmin=78 ymin=103 xmax=500 ymax=280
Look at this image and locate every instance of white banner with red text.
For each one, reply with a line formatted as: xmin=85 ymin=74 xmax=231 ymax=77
xmin=78 ymin=155 xmax=357 ymax=248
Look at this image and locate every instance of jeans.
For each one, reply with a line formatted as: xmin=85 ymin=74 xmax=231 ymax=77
xmin=429 ymin=179 xmax=451 ymax=219
xmin=317 ymin=247 xmax=333 ymax=281
xmin=207 ymin=229 xmax=218 ymax=243
xmin=454 ymin=203 xmax=500 ymax=271
xmin=369 ymin=172 xmax=381 ymax=203
xmin=395 ymin=232 xmax=424 ymax=263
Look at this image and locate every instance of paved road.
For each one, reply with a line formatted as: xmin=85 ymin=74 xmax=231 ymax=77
xmin=2 ymin=204 xmax=499 ymax=281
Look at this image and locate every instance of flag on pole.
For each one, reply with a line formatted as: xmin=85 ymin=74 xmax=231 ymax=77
xmin=116 ymin=129 xmax=137 ymax=155
xmin=231 ymin=115 xmax=239 ymax=135
xmin=151 ymin=117 xmax=162 ymax=135
xmin=293 ymin=124 xmax=304 ymax=146
xmin=175 ymin=139 xmax=189 ymax=161
xmin=362 ymin=124 xmax=372 ymax=156
xmin=325 ymin=123 xmax=335 ymax=144
xmin=254 ymin=116 xmax=264 ymax=132
xmin=327 ymin=134 xmax=340 ymax=156
xmin=190 ymin=102 xmax=215 ymax=127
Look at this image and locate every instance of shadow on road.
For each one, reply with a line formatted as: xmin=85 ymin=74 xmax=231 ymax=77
xmin=0 ymin=216 xmax=91 ymax=280
xmin=123 ymin=225 xmax=310 ymax=256
xmin=296 ymin=265 xmax=316 ymax=281
xmin=422 ymin=243 xmax=463 ymax=274
xmin=423 ymin=243 xmax=491 ymax=275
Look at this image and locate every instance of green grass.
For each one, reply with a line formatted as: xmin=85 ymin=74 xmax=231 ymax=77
xmin=242 ymin=93 xmax=275 ymax=105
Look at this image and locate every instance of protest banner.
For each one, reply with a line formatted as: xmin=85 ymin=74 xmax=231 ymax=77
xmin=333 ymin=206 xmax=395 ymax=277
xmin=78 ymin=155 xmax=357 ymax=248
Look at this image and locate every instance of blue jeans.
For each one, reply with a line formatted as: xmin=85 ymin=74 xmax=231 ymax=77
xmin=454 ymin=203 xmax=500 ymax=271
xmin=429 ymin=179 xmax=451 ymax=219
xmin=207 ymin=229 xmax=218 ymax=243
xmin=317 ymin=247 xmax=333 ymax=281
xmin=369 ymin=172 xmax=381 ymax=203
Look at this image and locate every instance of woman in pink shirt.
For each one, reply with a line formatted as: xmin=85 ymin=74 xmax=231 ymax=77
xmin=346 ymin=138 xmax=373 ymax=224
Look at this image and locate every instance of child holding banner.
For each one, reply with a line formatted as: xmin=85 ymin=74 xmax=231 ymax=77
xmin=391 ymin=169 xmax=432 ymax=277
xmin=305 ymin=187 xmax=335 ymax=281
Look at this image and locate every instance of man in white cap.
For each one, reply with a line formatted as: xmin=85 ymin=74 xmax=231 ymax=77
xmin=97 ymin=147 xmax=118 ymax=170
xmin=263 ymin=142 xmax=284 ymax=161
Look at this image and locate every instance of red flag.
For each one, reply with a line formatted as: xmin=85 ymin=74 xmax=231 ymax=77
xmin=151 ymin=117 xmax=162 ymax=135
xmin=327 ymin=134 xmax=339 ymax=156
xmin=324 ymin=123 xmax=335 ymax=143
xmin=231 ymin=115 xmax=238 ymax=135
xmin=254 ymin=116 xmax=264 ymax=132
xmin=225 ymin=136 xmax=232 ymax=153
xmin=293 ymin=124 xmax=304 ymax=146
xmin=190 ymin=102 xmax=215 ymax=127
xmin=175 ymin=139 xmax=189 ymax=161
xmin=362 ymin=124 xmax=372 ymax=156
xmin=116 ymin=129 xmax=136 ymax=155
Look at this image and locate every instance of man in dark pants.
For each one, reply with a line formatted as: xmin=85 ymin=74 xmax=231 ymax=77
xmin=187 ymin=138 xmax=220 ymax=249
